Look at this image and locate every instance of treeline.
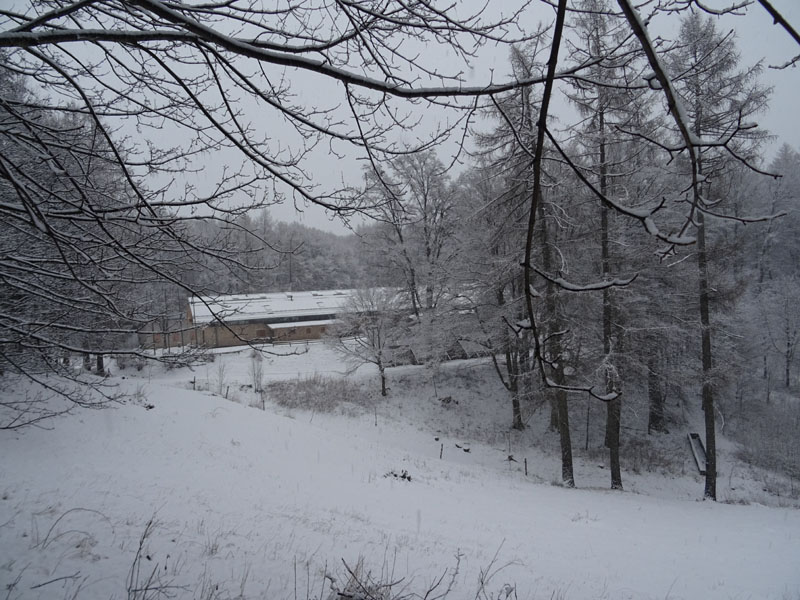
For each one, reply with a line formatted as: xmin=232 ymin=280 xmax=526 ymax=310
xmin=181 ymin=212 xmax=370 ymax=295
xmin=323 ymin=136 xmax=800 ymax=492
xmin=322 ymin=11 xmax=800 ymax=496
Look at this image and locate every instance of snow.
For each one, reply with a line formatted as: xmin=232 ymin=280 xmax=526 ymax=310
xmin=548 ymin=274 xmax=637 ymax=293
xmin=269 ymin=319 xmax=337 ymax=330
xmin=1 ymin=345 xmax=799 ymax=599
xmin=189 ymin=290 xmax=355 ymax=324
xmin=643 ymin=73 xmax=662 ymax=90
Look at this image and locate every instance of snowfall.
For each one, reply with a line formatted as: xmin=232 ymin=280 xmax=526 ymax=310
xmin=1 ymin=343 xmax=798 ymax=600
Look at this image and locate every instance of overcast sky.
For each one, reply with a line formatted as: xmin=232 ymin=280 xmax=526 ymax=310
xmin=267 ymin=0 xmax=800 ymax=235
xmin=685 ymin=0 xmax=800 ymax=153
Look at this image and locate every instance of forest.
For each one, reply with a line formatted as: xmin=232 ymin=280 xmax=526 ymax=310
xmin=1 ymin=2 xmax=800 ymax=596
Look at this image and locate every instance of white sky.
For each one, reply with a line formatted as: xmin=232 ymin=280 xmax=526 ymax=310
xmin=269 ymin=0 xmax=800 ymax=234
xmin=669 ymin=0 xmax=800 ymax=155
xmin=20 ymin=0 xmax=789 ymax=234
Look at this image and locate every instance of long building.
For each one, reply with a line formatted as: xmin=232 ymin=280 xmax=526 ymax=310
xmin=138 ymin=289 xmax=358 ymax=349
xmin=187 ymin=289 xmax=356 ymax=347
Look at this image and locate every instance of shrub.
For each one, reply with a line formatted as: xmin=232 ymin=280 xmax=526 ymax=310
xmin=267 ymin=375 xmax=375 ymax=414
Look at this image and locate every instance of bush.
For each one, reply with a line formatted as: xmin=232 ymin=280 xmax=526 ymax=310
xmin=116 ymin=354 xmax=146 ymax=371
xmin=267 ymin=375 xmax=375 ymax=414
xmin=623 ymin=438 xmax=685 ymax=475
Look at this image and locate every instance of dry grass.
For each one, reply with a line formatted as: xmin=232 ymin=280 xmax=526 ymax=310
xmin=267 ymin=374 xmax=375 ymax=414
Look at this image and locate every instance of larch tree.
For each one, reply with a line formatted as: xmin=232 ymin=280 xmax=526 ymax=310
xmin=666 ymin=11 xmax=770 ymax=500
xmin=564 ymin=0 xmax=645 ymax=490
xmin=466 ymin=40 xmax=550 ymax=434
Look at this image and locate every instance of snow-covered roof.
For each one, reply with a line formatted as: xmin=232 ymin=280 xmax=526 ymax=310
xmin=189 ymin=290 xmax=355 ymax=325
xmin=268 ymin=319 xmax=337 ymax=330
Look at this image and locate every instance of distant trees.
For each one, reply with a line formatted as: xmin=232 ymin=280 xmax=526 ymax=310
xmin=0 ymin=72 xmax=171 ymax=374
xmin=754 ymin=147 xmax=800 ymax=392
xmin=758 ymin=146 xmax=800 ymax=284
xmin=177 ymin=210 xmax=368 ymax=296
xmin=757 ymin=277 xmax=800 ymax=389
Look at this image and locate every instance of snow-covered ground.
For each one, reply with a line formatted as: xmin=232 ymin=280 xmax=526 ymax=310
xmin=1 ymin=343 xmax=798 ymax=599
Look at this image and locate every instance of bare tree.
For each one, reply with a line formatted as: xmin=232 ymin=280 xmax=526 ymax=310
xmin=328 ymin=287 xmax=405 ymax=397
xmin=362 ymin=151 xmax=456 ymax=317
xmin=0 ymin=1 xmax=541 ymax=422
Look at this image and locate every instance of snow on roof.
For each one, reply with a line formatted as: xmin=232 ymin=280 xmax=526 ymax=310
xmin=268 ymin=319 xmax=337 ymax=330
xmin=189 ymin=290 xmax=355 ymax=324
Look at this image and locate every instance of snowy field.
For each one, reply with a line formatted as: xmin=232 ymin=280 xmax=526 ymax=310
xmin=1 ymin=343 xmax=799 ymax=599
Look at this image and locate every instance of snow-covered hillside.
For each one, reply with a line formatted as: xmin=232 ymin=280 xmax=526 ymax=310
xmin=1 ymin=344 xmax=798 ymax=599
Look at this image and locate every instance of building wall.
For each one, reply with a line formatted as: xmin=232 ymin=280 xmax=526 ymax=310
xmin=189 ymin=321 xmax=330 ymax=348
xmin=139 ymin=330 xmax=188 ymax=350
xmin=269 ymin=323 xmax=329 ymax=343
xmin=198 ymin=322 xmax=271 ymax=348
xmin=138 ymin=326 xmax=194 ymax=350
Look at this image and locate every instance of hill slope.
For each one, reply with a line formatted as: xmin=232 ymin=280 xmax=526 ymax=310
xmin=1 ymin=346 xmax=799 ymax=599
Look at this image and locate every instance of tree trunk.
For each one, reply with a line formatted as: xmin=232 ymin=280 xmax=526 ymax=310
xmin=647 ymin=352 xmax=667 ymax=433
xmin=83 ymin=352 xmax=91 ymax=371
xmin=584 ymin=399 xmax=591 ymax=451
xmin=511 ymin=391 xmax=524 ymax=431
xmin=607 ymin=395 xmax=622 ymax=489
xmin=766 ymin=369 xmax=772 ymax=404
xmin=96 ymin=353 xmax=105 ymax=376
xmin=697 ymin=210 xmax=717 ymax=500
xmin=507 ymin=348 xmax=524 ymax=430
xmin=549 ymin=398 xmax=559 ymax=431
xmin=379 ymin=364 xmax=387 ymax=397
xmin=786 ymin=341 xmax=791 ymax=388
xmin=556 ymin=385 xmax=574 ymax=487
xmin=598 ymin=124 xmax=622 ymax=490
xmin=538 ymin=199 xmax=574 ymax=486
xmin=498 ymin=286 xmax=525 ymax=430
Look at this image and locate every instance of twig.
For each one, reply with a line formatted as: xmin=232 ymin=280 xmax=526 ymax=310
xmin=30 ymin=572 xmax=81 ymax=590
